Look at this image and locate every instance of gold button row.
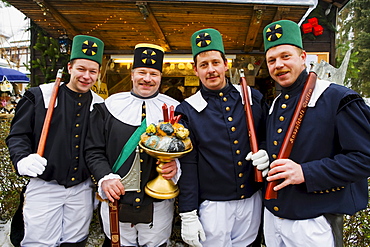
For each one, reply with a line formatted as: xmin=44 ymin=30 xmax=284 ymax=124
xmin=314 ymin=187 xmax=345 ymax=193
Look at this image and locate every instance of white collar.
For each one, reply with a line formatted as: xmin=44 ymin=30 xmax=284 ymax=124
xmin=105 ymin=92 xmax=179 ymax=126
xmin=185 ymin=84 xmax=253 ymax=112
xmin=40 ymin=82 xmax=103 ymax=111
xmin=269 ymin=79 xmax=333 ymax=115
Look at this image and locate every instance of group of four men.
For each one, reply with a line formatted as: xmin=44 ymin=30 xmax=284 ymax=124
xmin=6 ymin=19 xmax=370 ymax=247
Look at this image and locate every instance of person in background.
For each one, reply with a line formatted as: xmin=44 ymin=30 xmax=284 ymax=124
xmin=262 ymin=19 xmax=370 ymax=247
xmin=6 ymin=35 xmax=105 ymax=246
xmin=175 ymin=28 xmax=269 ymax=247
xmin=85 ymin=43 xmax=179 ymax=247
xmin=164 ymin=86 xmax=184 ymax=102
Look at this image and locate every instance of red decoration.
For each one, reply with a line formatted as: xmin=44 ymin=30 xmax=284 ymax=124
xmin=313 ymin=25 xmax=324 ymax=36
xmin=162 ymin=103 xmax=169 ymax=122
xmin=162 ymin=103 xmax=181 ymax=124
xmin=308 ymin=17 xmax=319 ymax=26
xmin=302 ymin=17 xmax=323 ymax=36
xmin=302 ymin=23 xmax=313 ymax=34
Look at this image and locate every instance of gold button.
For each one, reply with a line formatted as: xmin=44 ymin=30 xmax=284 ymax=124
xmin=279 ymin=116 xmax=285 ymax=121
xmin=281 ymin=104 xmax=287 ymax=109
xmin=237 ymin=161 xmax=242 ymax=166
xmin=240 ymin=184 xmax=245 ymax=189
xmin=326 ymin=190 xmax=330 ymax=193
xmin=273 ymin=206 xmax=279 ymax=211
xmin=143 ymin=105 xmax=146 ymax=109
xmin=272 ymin=154 xmax=277 ymax=159
xmin=223 ymin=97 xmax=227 ymax=102
xmin=75 ymin=145 xmax=79 ymax=148
xmin=231 ymin=127 xmax=236 ymax=131
xmin=76 ymin=113 xmax=80 ymax=117
xmin=140 ymin=149 xmax=144 ymax=153
xmin=75 ymin=135 xmax=79 ymax=138
xmin=228 ymin=117 xmax=233 ymax=122
xmin=234 ymin=140 xmax=239 ymax=144
xmin=78 ymin=94 xmax=82 ymax=97
xmin=137 ymin=190 xmax=141 ymax=193
xmin=71 ymin=177 xmax=75 ymax=181
xmin=238 ymin=173 xmax=243 ymax=177
xmin=236 ymin=150 xmax=240 ymax=154
xmin=140 ymin=159 xmax=143 ymax=162
xmin=76 ymin=124 xmax=80 ymax=127
xmin=277 ymin=128 xmax=282 ymax=133
xmin=219 ymin=92 xmax=224 ymax=97
xmin=241 ymin=195 xmax=245 ymax=199
xmin=142 ymin=113 xmax=146 ymax=117
xmin=136 ymin=206 xmax=140 ymax=209
xmin=285 ymin=94 xmax=290 ymax=99
xmin=273 ymin=141 xmax=278 ymax=145
xmin=78 ymin=102 xmax=82 ymax=106
xmin=135 ymin=198 xmax=141 ymax=203
xmin=226 ymin=107 xmax=230 ymax=111
xmin=332 ymin=188 xmax=336 ymax=192
xmin=75 ymin=156 xmax=79 ymax=159
xmin=74 ymin=167 xmax=78 ymax=170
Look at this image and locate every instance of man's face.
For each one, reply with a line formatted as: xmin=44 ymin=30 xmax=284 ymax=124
xmin=131 ymin=67 xmax=161 ymax=98
xmin=67 ymin=59 xmax=100 ymax=93
xmin=194 ymin=50 xmax=228 ymax=91
xmin=266 ymin=45 xmax=306 ymax=88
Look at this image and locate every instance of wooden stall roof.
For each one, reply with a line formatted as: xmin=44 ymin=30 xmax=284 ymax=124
xmin=6 ymin=0 xmax=347 ymax=54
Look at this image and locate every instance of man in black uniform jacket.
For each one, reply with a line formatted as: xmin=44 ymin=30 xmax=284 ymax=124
xmin=6 ymin=35 xmax=104 ymax=246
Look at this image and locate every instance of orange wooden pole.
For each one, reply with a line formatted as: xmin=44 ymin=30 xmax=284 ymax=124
xmin=240 ymin=69 xmax=263 ymax=182
xmin=265 ymin=72 xmax=317 ymax=200
xmin=37 ymin=68 xmax=63 ymax=156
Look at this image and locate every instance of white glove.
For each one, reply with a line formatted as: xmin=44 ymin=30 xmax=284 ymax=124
xmin=17 ymin=153 xmax=47 ymax=177
xmin=246 ymin=149 xmax=270 ymax=177
xmin=179 ymin=210 xmax=206 ymax=247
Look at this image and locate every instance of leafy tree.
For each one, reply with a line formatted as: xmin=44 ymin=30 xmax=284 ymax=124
xmin=337 ymin=0 xmax=370 ymax=97
xmin=337 ymin=1 xmax=370 ymax=246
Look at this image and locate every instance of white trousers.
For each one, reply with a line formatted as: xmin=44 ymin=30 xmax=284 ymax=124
xmin=198 ymin=190 xmax=262 ymax=247
xmin=21 ymin=178 xmax=94 ymax=246
xmin=101 ymin=199 xmax=174 ymax=247
xmin=264 ymin=208 xmax=334 ymax=247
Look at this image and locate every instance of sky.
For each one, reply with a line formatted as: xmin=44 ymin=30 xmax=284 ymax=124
xmin=0 ymin=2 xmax=29 ymax=39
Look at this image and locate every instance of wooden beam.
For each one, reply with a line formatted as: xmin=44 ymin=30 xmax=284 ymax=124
xmin=39 ymin=0 xmax=80 ymax=36
xmin=136 ymin=1 xmax=171 ymax=52
xmin=244 ymin=6 xmax=265 ymax=52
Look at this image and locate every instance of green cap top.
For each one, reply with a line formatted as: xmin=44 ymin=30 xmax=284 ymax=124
xmin=263 ymin=20 xmax=303 ymax=52
xmin=133 ymin=43 xmax=165 ymax=72
xmin=191 ymin=28 xmax=224 ymax=58
xmin=70 ymin=35 xmax=104 ymax=65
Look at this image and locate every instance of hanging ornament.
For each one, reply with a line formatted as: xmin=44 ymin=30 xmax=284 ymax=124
xmin=301 ymin=17 xmax=324 ymax=36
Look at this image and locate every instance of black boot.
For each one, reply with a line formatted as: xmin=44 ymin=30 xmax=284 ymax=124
xmin=59 ymin=237 xmax=88 ymax=247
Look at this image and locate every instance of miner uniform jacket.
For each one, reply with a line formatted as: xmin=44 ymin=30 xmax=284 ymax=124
xmin=6 ymin=83 xmax=103 ymax=187
xmin=84 ymin=92 xmax=179 ymax=209
xmin=176 ymin=81 xmax=268 ymax=213
xmin=265 ymin=70 xmax=370 ymax=220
